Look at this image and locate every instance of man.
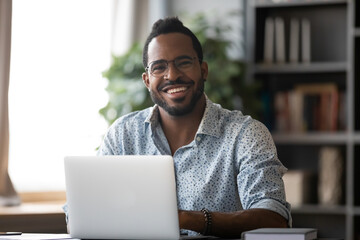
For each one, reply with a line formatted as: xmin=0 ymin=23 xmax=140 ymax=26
xmin=98 ymin=17 xmax=291 ymax=238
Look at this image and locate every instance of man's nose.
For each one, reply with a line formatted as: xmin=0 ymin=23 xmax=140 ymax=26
xmin=164 ymin=62 xmax=182 ymax=80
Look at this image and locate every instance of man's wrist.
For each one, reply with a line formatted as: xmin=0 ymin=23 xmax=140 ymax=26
xmin=201 ymin=208 xmax=212 ymax=236
xmin=178 ymin=210 xmax=208 ymax=234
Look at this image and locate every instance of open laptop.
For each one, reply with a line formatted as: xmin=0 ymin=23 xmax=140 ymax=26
xmin=64 ymin=155 xmax=181 ymax=240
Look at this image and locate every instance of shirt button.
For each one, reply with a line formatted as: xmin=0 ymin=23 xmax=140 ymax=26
xmin=196 ymin=136 xmax=201 ymax=142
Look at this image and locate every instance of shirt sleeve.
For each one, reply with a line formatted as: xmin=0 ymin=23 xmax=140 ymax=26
xmin=62 ymin=203 xmax=69 ymax=224
xmin=236 ymin=119 xmax=292 ymax=226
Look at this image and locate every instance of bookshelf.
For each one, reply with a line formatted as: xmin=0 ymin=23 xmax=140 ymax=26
xmin=245 ymin=0 xmax=358 ymax=239
xmin=254 ymin=62 xmax=347 ymax=74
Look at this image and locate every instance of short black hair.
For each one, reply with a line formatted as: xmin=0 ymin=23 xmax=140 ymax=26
xmin=142 ymin=17 xmax=203 ymax=68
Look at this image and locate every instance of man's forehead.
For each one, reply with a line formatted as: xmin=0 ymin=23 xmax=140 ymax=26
xmin=147 ymin=33 xmax=195 ymax=61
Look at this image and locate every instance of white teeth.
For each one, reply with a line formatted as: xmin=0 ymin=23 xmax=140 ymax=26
xmin=167 ymin=87 xmax=187 ymax=94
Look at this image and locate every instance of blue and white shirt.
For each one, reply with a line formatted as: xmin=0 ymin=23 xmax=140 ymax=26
xmin=98 ymin=97 xmax=292 ymax=228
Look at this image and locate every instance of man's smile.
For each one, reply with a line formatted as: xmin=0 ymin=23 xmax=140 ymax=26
xmin=158 ymin=79 xmax=195 ymax=98
xmin=161 ymin=85 xmax=190 ymax=102
xmin=166 ymin=86 xmax=187 ymax=94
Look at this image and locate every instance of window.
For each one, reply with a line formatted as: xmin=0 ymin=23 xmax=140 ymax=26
xmin=8 ymin=0 xmax=111 ymax=192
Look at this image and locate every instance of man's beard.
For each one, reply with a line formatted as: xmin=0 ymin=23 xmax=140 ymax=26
xmin=149 ymin=77 xmax=205 ymax=116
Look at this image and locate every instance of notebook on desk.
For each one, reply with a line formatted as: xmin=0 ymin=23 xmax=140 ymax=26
xmin=64 ymin=155 xmax=182 ymax=240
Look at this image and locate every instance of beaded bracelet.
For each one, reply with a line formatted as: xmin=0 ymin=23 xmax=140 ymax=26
xmin=201 ymin=208 xmax=212 ymax=236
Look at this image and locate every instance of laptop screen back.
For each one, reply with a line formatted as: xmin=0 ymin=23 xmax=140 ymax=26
xmin=64 ymin=155 xmax=180 ymax=240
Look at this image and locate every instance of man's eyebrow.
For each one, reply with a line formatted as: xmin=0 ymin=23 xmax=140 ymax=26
xmin=175 ymin=55 xmax=192 ymax=59
xmin=149 ymin=55 xmax=192 ymax=65
xmin=151 ymin=59 xmax=166 ymax=64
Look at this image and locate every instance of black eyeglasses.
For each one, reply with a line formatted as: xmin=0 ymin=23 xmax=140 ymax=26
xmin=145 ymin=56 xmax=199 ymax=77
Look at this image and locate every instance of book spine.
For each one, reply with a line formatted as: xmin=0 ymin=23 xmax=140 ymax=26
xmin=264 ymin=17 xmax=275 ymax=64
xmin=301 ymin=18 xmax=311 ymax=63
xmin=275 ymin=17 xmax=285 ymax=64
xmin=289 ymin=18 xmax=300 ymax=63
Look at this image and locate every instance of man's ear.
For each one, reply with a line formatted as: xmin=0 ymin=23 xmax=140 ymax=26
xmin=142 ymin=72 xmax=150 ymax=90
xmin=201 ymin=61 xmax=208 ymax=80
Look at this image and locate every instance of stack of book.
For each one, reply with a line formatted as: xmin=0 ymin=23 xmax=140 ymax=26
xmin=274 ymin=83 xmax=344 ymax=133
xmin=283 ymin=170 xmax=316 ymax=207
xmin=263 ymin=17 xmax=311 ymax=64
xmin=282 ymin=146 xmax=344 ymax=207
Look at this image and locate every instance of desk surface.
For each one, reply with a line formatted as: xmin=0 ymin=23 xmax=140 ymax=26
xmin=0 ymin=234 xmax=344 ymax=240
xmin=0 ymin=202 xmax=67 ymax=233
xmin=0 ymin=205 xmax=343 ymax=240
xmin=0 ymin=234 xmax=72 ymax=240
xmin=0 ymin=202 xmax=64 ymax=216
xmin=0 ymin=234 xmax=226 ymax=240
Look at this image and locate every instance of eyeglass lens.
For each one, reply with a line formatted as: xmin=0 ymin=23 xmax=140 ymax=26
xmin=149 ymin=56 xmax=195 ymax=76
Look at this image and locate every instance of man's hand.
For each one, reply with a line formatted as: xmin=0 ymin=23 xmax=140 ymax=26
xmin=178 ymin=208 xmax=288 ymax=238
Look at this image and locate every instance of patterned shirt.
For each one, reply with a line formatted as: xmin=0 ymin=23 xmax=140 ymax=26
xmin=98 ymin=97 xmax=292 ymax=230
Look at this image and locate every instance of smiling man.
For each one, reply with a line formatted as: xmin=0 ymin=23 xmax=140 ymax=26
xmin=98 ymin=17 xmax=291 ymax=237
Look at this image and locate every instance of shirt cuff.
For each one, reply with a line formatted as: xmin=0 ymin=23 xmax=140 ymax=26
xmin=62 ymin=203 xmax=69 ymax=224
xmin=250 ymin=199 xmax=292 ymax=227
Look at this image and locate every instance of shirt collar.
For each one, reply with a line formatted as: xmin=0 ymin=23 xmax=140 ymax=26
xmin=144 ymin=105 xmax=160 ymax=132
xmin=144 ymin=96 xmax=221 ymax=138
xmin=197 ymin=96 xmax=221 ymax=138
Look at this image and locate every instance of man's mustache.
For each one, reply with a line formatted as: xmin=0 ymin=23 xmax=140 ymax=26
xmin=158 ymin=78 xmax=194 ymax=91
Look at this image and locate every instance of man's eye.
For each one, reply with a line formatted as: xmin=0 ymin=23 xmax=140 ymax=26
xmin=177 ymin=60 xmax=192 ymax=68
xmin=152 ymin=64 xmax=167 ymax=72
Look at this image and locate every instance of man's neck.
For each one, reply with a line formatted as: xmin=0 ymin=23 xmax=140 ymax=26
xmin=159 ymin=95 xmax=206 ymax=155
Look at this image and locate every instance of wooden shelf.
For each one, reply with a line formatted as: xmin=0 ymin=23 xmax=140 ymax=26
xmin=254 ymin=0 xmax=347 ymax=8
xmin=272 ymin=132 xmax=349 ymax=144
xmin=354 ymin=133 xmax=360 ymax=143
xmin=291 ymin=204 xmax=347 ymax=215
xmin=353 ymin=207 xmax=360 ymax=215
xmin=254 ymin=62 xmax=347 ymax=74
xmin=354 ymin=28 xmax=360 ymax=37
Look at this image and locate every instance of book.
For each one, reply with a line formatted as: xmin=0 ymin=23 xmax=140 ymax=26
xmin=275 ymin=17 xmax=285 ymax=63
xmin=295 ymin=83 xmax=338 ymax=132
xmin=301 ymin=18 xmax=311 ymax=63
xmin=302 ymin=94 xmax=319 ymax=131
xmin=288 ymin=90 xmax=304 ymax=132
xmin=289 ymin=18 xmax=300 ymax=63
xmin=264 ymin=17 xmax=275 ymax=63
xmin=318 ymin=147 xmax=343 ymax=205
xmin=283 ymin=170 xmax=316 ymax=207
xmin=274 ymin=91 xmax=290 ymax=132
xmin=241 ymin=228 xmax=317 ymax=240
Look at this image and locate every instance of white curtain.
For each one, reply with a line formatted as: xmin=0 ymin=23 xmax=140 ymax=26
xmin=111 ymin=0 xmax=168 ymax=56
xmin=0 ymin=0 xmax=20 ymax=206
xmin=111 ymin=0 xmax=148 ymax=55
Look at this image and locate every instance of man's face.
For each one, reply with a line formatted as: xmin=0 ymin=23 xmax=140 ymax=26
xmin=142 ymin=33 xmax=208 ymax=116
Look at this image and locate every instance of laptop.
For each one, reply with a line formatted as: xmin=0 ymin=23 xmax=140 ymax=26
xmin=64 ymin=155 xmax=181 ymax=240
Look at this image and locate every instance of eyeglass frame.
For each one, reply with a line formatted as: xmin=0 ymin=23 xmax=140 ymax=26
xmin=145 ymin=55 xmax=202 ymax=77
